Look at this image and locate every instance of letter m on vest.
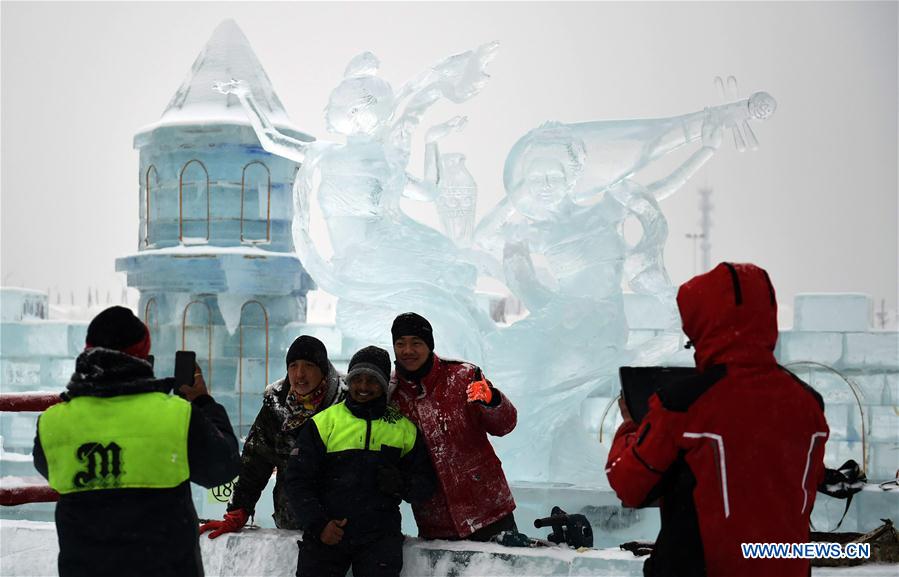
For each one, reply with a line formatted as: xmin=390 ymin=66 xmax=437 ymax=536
xmin=74 ymin=442 xmax=123 ymax=488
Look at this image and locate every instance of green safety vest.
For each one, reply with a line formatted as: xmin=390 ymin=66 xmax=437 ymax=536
xmin=38 ymin=392 xmax=191 ymax=494
xmin=312 ymin=402 xmax=417 ymax=456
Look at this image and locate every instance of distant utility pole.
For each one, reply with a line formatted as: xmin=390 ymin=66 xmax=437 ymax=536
xmin=876 ymin=299 xmax=889 ymax=329
xmin=685 ymin=233 xmax=705 ymax=276
xmin=697 ymin=185 xmax=713 ymax=272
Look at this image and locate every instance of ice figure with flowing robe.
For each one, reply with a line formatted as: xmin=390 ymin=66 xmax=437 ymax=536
xmin=474 ymin=91 xmax=776 ymax=484
xmin=215 ymin=44 xmax=498 ymax=362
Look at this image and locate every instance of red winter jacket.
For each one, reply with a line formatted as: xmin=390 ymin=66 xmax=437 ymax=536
xmin=392 ymin=354 xmax=517 ymax=539
xmin=606 ymin=263 xmax=829 ymax=577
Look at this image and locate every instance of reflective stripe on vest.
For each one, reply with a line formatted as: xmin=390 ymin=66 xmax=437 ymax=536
xmin=38 ymin=392 xmax=191 ymax=494
xmin=312 ymin=402 xmax=417 ymax=456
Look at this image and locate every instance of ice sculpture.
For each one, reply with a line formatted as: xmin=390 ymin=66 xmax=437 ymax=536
xmin=215 ymin=44 xmax=499 ymax=362
xmin=474 ymin=92 xmax=777 ymax=483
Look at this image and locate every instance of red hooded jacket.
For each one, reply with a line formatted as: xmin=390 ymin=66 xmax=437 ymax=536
xmin=392 ymin=354 xmax=517 ymax=539
xmin=607 ymin=263 xmax=829 ymax=577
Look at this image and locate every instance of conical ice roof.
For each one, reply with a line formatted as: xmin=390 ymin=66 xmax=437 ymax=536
xmin=151 ymin=19 xmax=300 ymax=130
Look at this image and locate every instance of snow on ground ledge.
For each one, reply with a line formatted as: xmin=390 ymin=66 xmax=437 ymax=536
xmin=1 ymin=520 xmax=897 ymax=576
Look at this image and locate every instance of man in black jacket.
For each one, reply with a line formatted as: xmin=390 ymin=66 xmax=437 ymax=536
xmin=32 ymin=306 xmax=241 ymax=577
xmin=286 ymin=346 xmax=435 ymax=577
xmin=200 ymin=335 xmax=343 ymax=536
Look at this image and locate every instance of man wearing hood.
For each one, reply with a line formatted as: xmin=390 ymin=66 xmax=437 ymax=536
xmin=286 ymin=346 xmax=434 ymax=577
xmin=32 ymin=306 xmax=241 ymax=577
xmin=606 ymin=263 xmax=829 ymax=577
xmin=200 ymin=335 xmax=344 ymax=536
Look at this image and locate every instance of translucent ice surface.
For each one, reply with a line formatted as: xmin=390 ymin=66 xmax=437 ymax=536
xmin=475 ymin=95 xmax=776 ymax=483
xmin=219 ymin=45 xmax=776 ymax=483
xmin=217 ymin=43 xmax=499 ymax=363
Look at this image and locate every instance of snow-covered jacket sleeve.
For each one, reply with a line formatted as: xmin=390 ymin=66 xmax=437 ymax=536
xmin=187 ymin=394 xmax=242 ymax=488
xmin=228 ymin=405 xmax=278 ymax=514
xmin=284 ymin=420 xmax=330 ymax=540
xmin=605 ymin=394 xmax=685 ymax=508
xmin=400 ymin=430 xmax=437 ymax=505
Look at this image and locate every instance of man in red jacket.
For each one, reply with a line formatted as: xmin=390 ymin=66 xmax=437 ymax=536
xmin=606 ymin=263 xmax=829 ymax=577
xmin=390 ymin=312 xmax=518 ymax=541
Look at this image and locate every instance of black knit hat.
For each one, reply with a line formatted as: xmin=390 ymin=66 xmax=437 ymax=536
xmin=286 ymin=335 xmax=330 ymax=378
xmin=346 ymin=346 xmax=391 ymax=392
xmin=85 ymin=306 xmax=150 ymax=359
xmin=391 ymin=312 xmax=434 ymax=351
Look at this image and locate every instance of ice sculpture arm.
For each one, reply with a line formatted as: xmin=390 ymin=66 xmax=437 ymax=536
xmin=473 ymin=197 xmax=517 ymax=259
xmin=387 ymin=42 xmax=498 ymax=162
xmin=502 ymin=240 xmax=554 ymax=312
xmin=646 ymin=110 xmax=723 ymax=201
xmin=403 ymin=116 xmax=468 ymax=201
xmin=213 ymin=79 xmax=309 ymax=163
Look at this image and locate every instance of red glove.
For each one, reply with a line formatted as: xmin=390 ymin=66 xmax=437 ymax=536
xmin=199 ymin=508 xmax=249 ymax=539
xmin=466 ymin=378 xmax=493 ymax=404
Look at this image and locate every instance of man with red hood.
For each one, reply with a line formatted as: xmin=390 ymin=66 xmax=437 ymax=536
xmin=606 ymin=263 xmax=829 ymax=577
xmin=390 ymin=312 xmax=519 ymax=541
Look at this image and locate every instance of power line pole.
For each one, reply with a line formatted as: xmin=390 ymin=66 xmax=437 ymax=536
xmin=685 ymin=233 xmax=704 ymax=276
xmin=875 ymin=298 xmax=889 ymax=329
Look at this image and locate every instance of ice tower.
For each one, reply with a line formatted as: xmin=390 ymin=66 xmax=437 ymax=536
xmin=116 ymin=20 xmax=315 ymax=436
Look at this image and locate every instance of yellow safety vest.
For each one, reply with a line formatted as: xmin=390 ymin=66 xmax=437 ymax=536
xmin=38 ymin=392 xmax=191 ymax=494
xmin=312 ymin=402 xmax=417 ymax=456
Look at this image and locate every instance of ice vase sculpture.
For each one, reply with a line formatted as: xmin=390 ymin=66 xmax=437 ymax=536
xmin=435 ymin=153 xmax=477 ymax=247
xmin=477 ymin=91 xmax=776 ymax=484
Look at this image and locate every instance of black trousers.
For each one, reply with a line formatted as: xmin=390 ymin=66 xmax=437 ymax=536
xmin=296 ymin=533 xmax=404 ymax=577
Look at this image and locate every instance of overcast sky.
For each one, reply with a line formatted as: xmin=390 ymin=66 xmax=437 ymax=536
xmin=1 ymin=1 xmax=896 ymax=327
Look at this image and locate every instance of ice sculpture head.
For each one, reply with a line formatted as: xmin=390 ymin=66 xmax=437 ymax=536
xmin=503 ymin=123 xmax=586 ymax=221
xmin=748 ymin=91 xmax=776 ymax=121
xmin=325 ymin=52 xmax=395 ymax=136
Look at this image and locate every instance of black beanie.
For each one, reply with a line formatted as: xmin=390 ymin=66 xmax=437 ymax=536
xmin=85 ymin=306 xmax=149 ymax=357
xmin=346 ymin=346 xmax=391 ymax=392
xmin=391 ymin=312 xmax=434 ymax=351
xmin=286 ymin=335 xmax=330 ymax=378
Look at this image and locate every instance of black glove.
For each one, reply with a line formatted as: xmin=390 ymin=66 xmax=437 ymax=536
xmin=376 ymin=464 xmax=405 ymax=499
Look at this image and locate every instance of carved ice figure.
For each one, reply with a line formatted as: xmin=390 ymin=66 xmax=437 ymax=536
xmin=215 ymin=44 xmax=499 ymax=362
xmin=475 ymin=91 xmax=776 ymax=484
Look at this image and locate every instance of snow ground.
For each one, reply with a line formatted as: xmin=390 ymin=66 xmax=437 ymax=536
xmin=1 ymin=520 xmax=897 ymax=576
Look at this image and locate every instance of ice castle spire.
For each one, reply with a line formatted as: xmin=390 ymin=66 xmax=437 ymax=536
xmin=118 ymin=19 xmax=317 ymax=437
xmin=147 ymin=19 xmax=300 ymax=131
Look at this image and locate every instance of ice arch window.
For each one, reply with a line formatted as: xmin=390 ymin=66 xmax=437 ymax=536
xmin=238 ymin=301 xmax=269 ymax=437
xmin=182 ymin=300 xmax=213 ymax=391
xmin=241 ymin=161 xmax=271 ymax=243
xmin=143 ymin=165 xmax=159 ymax=247
xmin=179 ymin=160 xmax=210 ymax=243
xmin=143 ymin=298 xmax=159 ymax=349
